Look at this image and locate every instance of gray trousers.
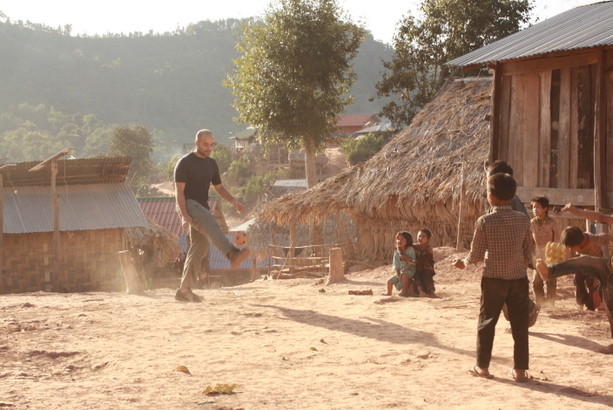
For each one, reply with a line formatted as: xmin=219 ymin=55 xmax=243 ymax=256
xmin=180 ymin=199 xmax=236 ymax=289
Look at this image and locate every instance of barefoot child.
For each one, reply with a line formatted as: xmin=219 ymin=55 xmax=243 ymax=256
xmin=384 ymin=231 xmax=416 ymax=297
xmin=530 ymin=196 xmax=560 ymax=305
xmin=536 ymin=205 xmax=613 ymax=337
xmin=453 ymin=173 xmax=534 ymax=382
xmin=560 ymin=226 xmax=613 ymax=310
xmin=413 ymin=228 xmax=435 ymax=297
xmin=536 ymin=257 xmax=613 ymax=338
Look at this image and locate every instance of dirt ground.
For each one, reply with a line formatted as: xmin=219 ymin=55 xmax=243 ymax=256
xmin=1 ymin=247 xmax=612 ymax=409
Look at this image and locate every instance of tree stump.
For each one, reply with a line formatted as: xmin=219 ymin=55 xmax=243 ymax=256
xmin=325 ymin=247 xmax=344 ymax=285
xmin=118 ymin=250 xmax=145 ymax=294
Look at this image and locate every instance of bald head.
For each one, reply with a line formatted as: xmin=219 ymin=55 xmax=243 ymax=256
xmin=193 ymin=129 xmax=215 ymax=157
xmin=195 ymin=129 xmax=213 ymax=141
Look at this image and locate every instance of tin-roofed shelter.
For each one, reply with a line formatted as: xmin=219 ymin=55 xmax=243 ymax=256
xmin=447 ymin=1 xmax=613 ymax=210
xmin=1 ymin=156 xmax=148 ymax=293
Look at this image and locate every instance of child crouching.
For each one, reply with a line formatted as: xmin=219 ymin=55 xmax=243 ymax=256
xmin=413 ymin=228 xmax=436 ymax=297
xmin=384 ymin=231 xmax=416 ymax=297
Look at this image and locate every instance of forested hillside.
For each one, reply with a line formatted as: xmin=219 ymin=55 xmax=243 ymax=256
xmin=0 ymin=18 xmax=392 ymax=158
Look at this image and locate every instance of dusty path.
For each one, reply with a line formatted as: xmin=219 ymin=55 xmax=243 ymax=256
xmin=1 ymin=247 xmax=612 ymax=409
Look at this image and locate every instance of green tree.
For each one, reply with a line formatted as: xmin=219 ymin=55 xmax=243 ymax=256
xmin=211 ymin=143 xmax=232 ymax=174
xmin=225 ymin=0 xmax=365 ymax=188
xmin=376 ymin=0 xmax=534 ymax=127
xmin=341 ymin=132 xmax=391 ymax=165
xmin=109 ymin=125 xmax=153 ymax=194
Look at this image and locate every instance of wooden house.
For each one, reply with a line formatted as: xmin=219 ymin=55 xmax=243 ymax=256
xmin=447 ymin=1 xmax=613 ymax=211
xmin=1 ymin=156 xmax=148 ymax=293
xmin=229 ymin=128 xmax=259 ymax=153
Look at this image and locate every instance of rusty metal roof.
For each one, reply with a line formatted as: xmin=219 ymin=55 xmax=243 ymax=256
xmin=3 ymin=183 xmax=148 ymax=234
xmin=336 ymin=114 xmax=380 ymax=128
xmin=447 ymin=1 xmax=613 ymax=67
xmin=138 ymin=197 xmax=188 ymax=237
xmin=2 ymin=156 xmax=131 ymax=187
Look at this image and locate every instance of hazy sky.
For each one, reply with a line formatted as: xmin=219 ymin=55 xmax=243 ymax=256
xmin=1 ymin=0 xmax=586 ymax=45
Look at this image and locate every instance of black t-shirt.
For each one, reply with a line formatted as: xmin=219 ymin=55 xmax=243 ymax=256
xmin=174 ymin=152 xmax=221 ymax=209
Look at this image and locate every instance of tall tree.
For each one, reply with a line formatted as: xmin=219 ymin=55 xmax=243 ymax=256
xmin=109 ymin=125 xmax=153 ymax=194
xmin=376 ymin=0 xmax=534 ymax=127
xmin=225 ymin=0 xmax=364 ymax=188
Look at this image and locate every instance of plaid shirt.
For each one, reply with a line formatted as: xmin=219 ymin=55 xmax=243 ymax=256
xmin=465 ymin=205 xmax=533 ymax=280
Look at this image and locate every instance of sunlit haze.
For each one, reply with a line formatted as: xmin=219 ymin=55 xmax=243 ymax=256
xmin=0 ymin=0 xmax=586 ymax=45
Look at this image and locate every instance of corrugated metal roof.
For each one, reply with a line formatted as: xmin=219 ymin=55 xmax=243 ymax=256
xmin=230 ymin=128 xmax=258 ymax=140
xmin=2 ymin=156 xmax=131 ymax=187
xmin=336 ymin=114 xmax=380 ymax=128
xmin=272 ymin=179 xmax=308 ymax=188
xmin=3 ymin=183 xmax=148 ymax=234
xmin=447 ymin=1 xmax=613 ymax=67
xmin=138 ymin=197 xmax=188 ymax=237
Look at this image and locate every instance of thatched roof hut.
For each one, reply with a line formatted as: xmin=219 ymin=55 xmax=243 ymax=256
xmin=123 ymin=222 xmax=181 ymax=272
xmin=257 ymin=78 xmax=493 ymax=261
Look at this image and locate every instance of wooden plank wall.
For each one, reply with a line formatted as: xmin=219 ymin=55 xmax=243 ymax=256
xmin=558 ymin=68 xmax=572 ymax=188
xmin=507 ymin=73 xmax=540 ymax=186
xmin=605 ymin=50 xmax=613 ymax=203
xmin=498 ymin=48 xmax=612 ymax=208
xmin=502 ymin=64 xmax=596 ymax=191
xmin=538 ymin=71 xmax=552 ymax=187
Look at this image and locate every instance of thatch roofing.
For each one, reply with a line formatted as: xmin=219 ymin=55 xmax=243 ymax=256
xmin=257 ymin=78 xmax=492 ymax=226
xmin=257 ymin=165 xmax=357 ymax=225
xmin=123 ymin=222 xmax=181 ymax=267
xmin=346 ymin=78 xmax=491 ymax=215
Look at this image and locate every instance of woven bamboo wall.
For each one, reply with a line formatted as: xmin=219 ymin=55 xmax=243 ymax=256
xmin=1 ymin=229 xmax=125 ymax=294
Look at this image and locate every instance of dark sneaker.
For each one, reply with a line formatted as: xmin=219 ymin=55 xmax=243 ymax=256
xmin=228 ymin=248 xmax=250 ymax=269
xmin=187 ymin=290 xmax=203 ymax=303
xmin=175 ymin=288 xmax=203 ymax=303
xmin=175 ymin=288 xmax=190 ymax=302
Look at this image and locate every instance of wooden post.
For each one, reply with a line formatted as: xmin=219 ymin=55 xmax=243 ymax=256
xmin=593 ymin=49 xmax=607 ymax=211
xmin=28 ymin=148 xmax=73 ymax=292
xmin=593 ymin=50 xmax=608 ymax=258
xmin=325 ymin=247 xmax=344 ymax=285
xmin=0 ymin=164 xmax=16 ymax=294
xmin=489 ymin=62 xmax=502 ymax=163
xmin=289 ymin=221 xmax=296 ymax=274
xmin=118 ymin=250 xmax=145 ymax=294
xmin=0 ymin=173 xmax=3 ymax=294
xmin=50 ymin=160 xmax=61 ymax=290
xmin=456 ymin=161 xmax=465 ymax=251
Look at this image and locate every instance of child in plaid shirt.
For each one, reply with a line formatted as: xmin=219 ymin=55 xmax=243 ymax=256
xmin=454 ymin=173 xmax=534 ymax=382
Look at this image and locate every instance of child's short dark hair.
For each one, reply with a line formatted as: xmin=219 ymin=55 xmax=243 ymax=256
xmin=418 ymin=228 xmax=432 ymax=239
xmin=396 ymin=231 xmax=413 ymax=246
xmin=531 ymin=196 xmax=550 ymax=209
xmin=561 ymin=226 xmax=585 ymax=247
xmin=487 ymin=173 xmax=516 ymax=201
xmin=486 ymin=160 xmax=514 ymax=176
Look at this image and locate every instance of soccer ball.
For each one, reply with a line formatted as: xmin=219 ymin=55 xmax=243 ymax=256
xmin=233 ymin=231 xmax=249 ymax=247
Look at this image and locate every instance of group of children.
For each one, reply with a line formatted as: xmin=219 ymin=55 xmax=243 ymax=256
xmin=530 ymin=198 xmax=612 ymax=311
xmin=383 ymin=160 xmax=612 ymax=383
xmin=383 ymin=228 xmax=436 ymax=298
